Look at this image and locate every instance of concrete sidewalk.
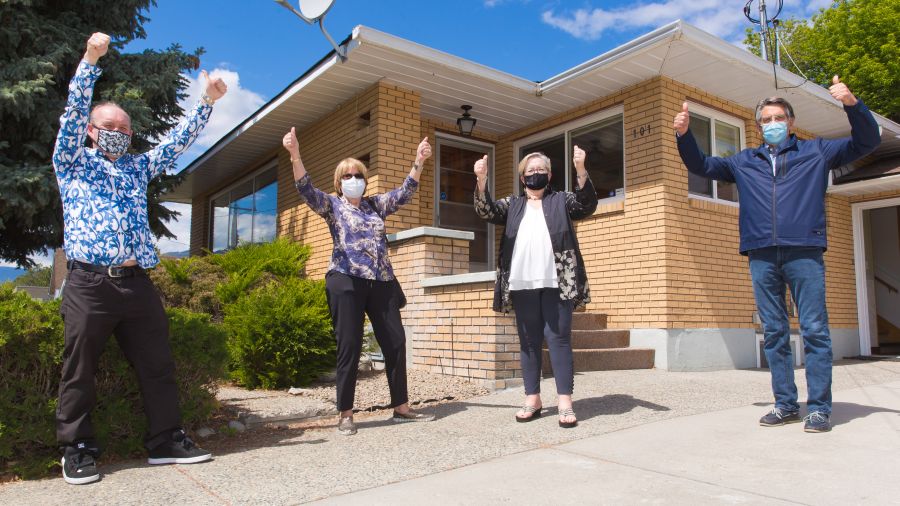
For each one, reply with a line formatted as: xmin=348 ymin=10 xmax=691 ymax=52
xmin=2 ymin=360 xmax=899 ymax=505
xmin=317 ymin=379 xmax=900 ymax=505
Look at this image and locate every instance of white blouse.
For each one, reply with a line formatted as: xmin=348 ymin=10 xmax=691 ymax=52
xmin=508 ymin=203 xmax=558 ymax=291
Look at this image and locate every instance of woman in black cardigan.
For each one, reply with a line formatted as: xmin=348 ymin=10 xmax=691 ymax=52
xmin=474 ymin=146 xmax=597 ymax=427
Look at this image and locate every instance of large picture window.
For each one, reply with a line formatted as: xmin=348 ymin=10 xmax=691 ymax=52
xmin=210 ymin=164 xmax=278 ymax=252
xmin=516 ymin=107 xmax=624 ymax=202
xmin=687 ymin=105 xmax=744 ymax=204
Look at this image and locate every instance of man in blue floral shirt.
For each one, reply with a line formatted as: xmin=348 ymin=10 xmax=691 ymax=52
xmin=52 ymin=32 xmax=227 ymax=485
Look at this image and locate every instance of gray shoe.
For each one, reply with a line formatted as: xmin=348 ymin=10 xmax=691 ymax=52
xmin=392 ymin=409 xmax=435 ymax=423
xmin=337 ymin=416 xmax=357 ymax=435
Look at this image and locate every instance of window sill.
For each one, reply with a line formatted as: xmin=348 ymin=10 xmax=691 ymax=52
xmin=689 ymin=195 xmax=739 ymax=216
xmin=594 ymin=199 xmax=625 ymax=216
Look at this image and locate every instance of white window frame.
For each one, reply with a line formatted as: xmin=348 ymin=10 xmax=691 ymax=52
xmin=685 ymin=102 xmax=745 ymax=208
xmin=434 ymin=132 xmax=495 ymax=271
xmin=513 ymin=105 xmax=625 ymax=204
xmin=208 ymin=160 xmax=279 ymax=251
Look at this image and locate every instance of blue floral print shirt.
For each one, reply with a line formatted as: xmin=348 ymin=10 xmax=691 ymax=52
xmin=52 ymin=60 xmax=212 ymax=268
xmin=294 ymin=174 xmax=418 ymax=281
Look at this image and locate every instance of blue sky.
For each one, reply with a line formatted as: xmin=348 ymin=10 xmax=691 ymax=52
xmin=5 ymin=0 xmax=833 ymax=270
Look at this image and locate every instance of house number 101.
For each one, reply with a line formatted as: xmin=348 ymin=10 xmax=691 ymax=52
xmin=632 ymin=124 xmax=651 ymax=138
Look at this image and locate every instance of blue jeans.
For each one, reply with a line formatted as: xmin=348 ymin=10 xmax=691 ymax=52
xmin=748 ymin=246 xmax=832 ymax=415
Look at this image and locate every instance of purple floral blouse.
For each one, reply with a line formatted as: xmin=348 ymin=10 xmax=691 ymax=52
xmin=294 ymin=174 xmax=418 ymax=281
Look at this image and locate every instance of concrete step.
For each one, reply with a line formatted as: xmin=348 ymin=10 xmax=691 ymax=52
xmin=543 ymin=329 xmax=631 ymax=349
xmin=571 ymin=312 xmax=607 ymax=331
xmin=541 ymin=348 xmax=655 ymax=375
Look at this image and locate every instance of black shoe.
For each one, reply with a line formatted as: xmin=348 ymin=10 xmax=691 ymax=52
xmin=147 ymin=429 xmax=212 ymax=465
xmin=803 ymin=412 xmax=832 ymax=433
xmin=61 ymin=443 xmax=100 ymax=485
xmin=759 ymin=407 xmax=801 ymax=426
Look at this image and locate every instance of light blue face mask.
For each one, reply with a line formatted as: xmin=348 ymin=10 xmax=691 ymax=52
xmin=762 ymin=121 xmax=788 ymax=145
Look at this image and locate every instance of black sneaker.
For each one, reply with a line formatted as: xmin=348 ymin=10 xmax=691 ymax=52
xmin=759 ymin=407 xmax=801 ymax=426
xmin=147 ymin=429 xmax=212 ymax=465
xmin=803 ymin=412 xmax=832 ymax=433
xmin=61 ymin=443 xmax=100 ymax=485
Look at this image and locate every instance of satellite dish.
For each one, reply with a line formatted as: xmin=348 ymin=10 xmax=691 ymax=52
xmin=299 ymin=0 xmax=334 ymax=20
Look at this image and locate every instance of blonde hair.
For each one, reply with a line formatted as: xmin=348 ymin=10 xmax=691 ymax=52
xmin=517 ymin=152 xmax=552 ymax=176
xmin=333 ymin=158 xmax=369 ymax=195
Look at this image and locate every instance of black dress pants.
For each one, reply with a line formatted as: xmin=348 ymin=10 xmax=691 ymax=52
xmin=56 ymin=267 xmax=181 ymax=451
xmin=325 ymin=271 xmax=408 ymax=412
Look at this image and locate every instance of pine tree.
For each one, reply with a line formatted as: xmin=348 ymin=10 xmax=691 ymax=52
xmin=0 ymin=0 xmax=202 ymax=267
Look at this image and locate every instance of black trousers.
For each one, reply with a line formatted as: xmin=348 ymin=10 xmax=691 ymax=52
xmin=325 ymin=271 xmax=408 ymax=412
xmin=57 ymin=267 xmax=181 ymax=451
xmin=510 ymin=288 xmax=575 ymax=396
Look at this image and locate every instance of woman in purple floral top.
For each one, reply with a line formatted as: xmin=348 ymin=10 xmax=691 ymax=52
xmin=282 ymin=127 xmax=435 ymax=435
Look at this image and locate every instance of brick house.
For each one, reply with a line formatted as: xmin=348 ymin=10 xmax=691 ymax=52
xmin=168 ymin=21 xmax=900 ymax=389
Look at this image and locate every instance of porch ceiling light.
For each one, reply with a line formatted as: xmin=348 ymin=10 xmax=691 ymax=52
xmin=456 ymin=105 xmax=477 ymax=137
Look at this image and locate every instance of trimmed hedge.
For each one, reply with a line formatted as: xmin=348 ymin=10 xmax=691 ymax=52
xmin=0 ymin=284 xmax=227 ymax=479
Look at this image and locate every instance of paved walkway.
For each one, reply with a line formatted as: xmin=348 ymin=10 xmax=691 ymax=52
xmin=2 ymin=360 xmax=899 ymax=505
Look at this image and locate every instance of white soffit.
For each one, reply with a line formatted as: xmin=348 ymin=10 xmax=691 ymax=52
xmin=171 ymin=21 xmax=900 ymax=202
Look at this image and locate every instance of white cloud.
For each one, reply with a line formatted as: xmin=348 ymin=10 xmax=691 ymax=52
xmin=542 ymin=0 xmax=821 ymax=43
xmin=155 ymin=202 xmax=193 ymax=255
xmin=154 ymin=67 xmax=266 ymax=256
xmin=180 ymin=67 xmax=266 ymax=149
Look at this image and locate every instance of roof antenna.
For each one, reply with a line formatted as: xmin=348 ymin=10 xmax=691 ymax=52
xmin=743 ymin=0 xmax=782 ymax=65
xmin=275 ymin=0 xmax=347 ymax=61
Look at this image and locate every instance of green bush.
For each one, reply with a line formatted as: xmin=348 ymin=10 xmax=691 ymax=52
xmin=150 ymin=256 xmax=228 ymax=321
xmin=224 ymin=278 xmax=335 ymax=389
xmin=0 ymin=283 xmax=228 ymax=480
xmin=0 ymin=284 xmax=64 ymax=479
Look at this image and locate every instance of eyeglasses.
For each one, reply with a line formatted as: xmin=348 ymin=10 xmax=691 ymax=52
xmin=759 ymin=114 xmax=788 ymax=125
xmin=524 ymin=168 xmax=549 ymax=176
xmin=341 ymin=173 xmax=365 ymax=180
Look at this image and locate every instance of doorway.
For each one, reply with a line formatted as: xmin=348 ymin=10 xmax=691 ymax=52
xmin=853 ymin=197 xmax=900 ymax=355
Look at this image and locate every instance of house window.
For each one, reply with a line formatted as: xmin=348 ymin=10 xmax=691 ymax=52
xmin=516 ymin=107 xmax=624 ymax=201
xmin=210 ymin=163 xmax=278 ymax=252
xmin=687 ymin=105 xmax=743 ymax=203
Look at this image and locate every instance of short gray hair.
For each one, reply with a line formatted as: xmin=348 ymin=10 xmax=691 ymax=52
xmin=517 ymin=152 xmax=551 ymax=176
xmin=755 ymin=97 xmax=795 ymax=123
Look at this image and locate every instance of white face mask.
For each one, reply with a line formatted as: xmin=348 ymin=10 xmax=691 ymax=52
xmin=341 ymin=177 xmax=366 ymax=198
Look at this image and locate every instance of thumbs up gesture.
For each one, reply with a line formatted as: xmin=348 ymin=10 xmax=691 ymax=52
xmin=828 ymin=75 xmax=857 ymax=107
xmin=202 ymin=70 xmax=228 ymax=103
xmin=474 ymin=154 xmax=489 ymax=180
xmin=673 ymin=101 xmax=690 ymax=136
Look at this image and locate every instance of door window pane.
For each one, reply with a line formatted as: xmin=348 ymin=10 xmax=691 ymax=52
xmin=437 ymin=141 xmax=494 ymax=271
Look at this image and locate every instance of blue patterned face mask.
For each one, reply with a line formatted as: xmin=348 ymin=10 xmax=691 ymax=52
xmin=94 ymin=127 xmax=131 ymax=157
xmin=762 ymin=121 xmax=788 ymax=145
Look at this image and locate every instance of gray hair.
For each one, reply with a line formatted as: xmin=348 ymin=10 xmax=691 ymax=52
xmin=517 ymin=152 xmax=552 ymax=176
xmin=754 ymin=97 xmax=795 ymax=123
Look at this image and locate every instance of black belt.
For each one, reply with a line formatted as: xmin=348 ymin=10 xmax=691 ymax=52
xmin=68 ymin=260 xmax=143 ymax=278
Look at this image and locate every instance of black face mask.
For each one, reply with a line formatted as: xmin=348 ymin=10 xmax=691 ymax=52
xmin=522 ymin=172 xmax=549 ymax=190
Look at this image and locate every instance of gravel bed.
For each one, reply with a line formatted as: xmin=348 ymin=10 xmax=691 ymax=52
xmin=216 ymin=368 xmax=491 ymax=423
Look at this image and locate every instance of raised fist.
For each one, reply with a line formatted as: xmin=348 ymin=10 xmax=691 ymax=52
xmin=673 ymin=101 xmax=690 ymax=136
xmin=84 ymin=32 xmax=110 ymax=65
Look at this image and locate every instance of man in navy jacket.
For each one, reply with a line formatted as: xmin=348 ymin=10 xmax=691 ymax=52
xmin=673 ymin=76 xmax=881 ymax=433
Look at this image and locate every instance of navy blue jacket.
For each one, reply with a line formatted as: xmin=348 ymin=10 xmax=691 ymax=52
xmin=676 ymin=101 xmax=881 ymax=254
